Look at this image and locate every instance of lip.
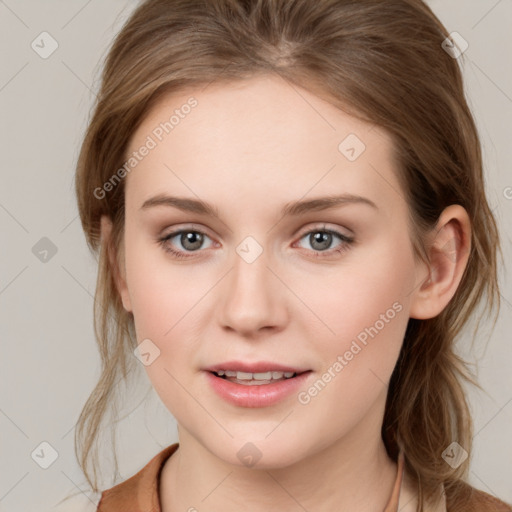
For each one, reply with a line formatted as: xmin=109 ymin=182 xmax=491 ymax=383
xmin=203 ymin=360 xmax=310 ymax=373
xmin=204 ymin=369 xmax=313 ymax=408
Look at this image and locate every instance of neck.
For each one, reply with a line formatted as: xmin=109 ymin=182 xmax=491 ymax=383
xmin=160 ymin=396 xmax=400 ymax=512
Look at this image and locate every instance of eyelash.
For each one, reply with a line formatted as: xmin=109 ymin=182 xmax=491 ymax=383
xmin=157 ymin=225 xmax=354 ymax=260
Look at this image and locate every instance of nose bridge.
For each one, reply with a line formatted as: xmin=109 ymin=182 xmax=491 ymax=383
xmin=218 ymin=236 xmax=286 ymax=333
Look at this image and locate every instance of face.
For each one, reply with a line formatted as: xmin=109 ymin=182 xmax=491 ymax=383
xmin=115 ymin=74 xmax=423 ymax=468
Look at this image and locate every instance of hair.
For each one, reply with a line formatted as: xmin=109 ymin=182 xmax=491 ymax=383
xmin=73 ymin=0 xmax=504 ymax=510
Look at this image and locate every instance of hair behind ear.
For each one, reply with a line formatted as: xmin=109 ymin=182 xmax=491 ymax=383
xmin=382 ymin=316 xmax=479 ymax=508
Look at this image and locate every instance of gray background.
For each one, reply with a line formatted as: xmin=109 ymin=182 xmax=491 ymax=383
xmin=0 ymin=1 xmax=511 ymax=511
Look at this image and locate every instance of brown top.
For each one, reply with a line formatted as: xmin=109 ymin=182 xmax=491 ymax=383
xmin=95 ymin=443 xmax=510 ymax=512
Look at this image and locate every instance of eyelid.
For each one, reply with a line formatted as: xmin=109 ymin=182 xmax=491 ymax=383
xmin=295 ymin=222 xmax=353 ymax=239
xmin=160 ymin=222 xmax=215 ymax=239
xmin=160 ymin=222 xmax=352 ymax=242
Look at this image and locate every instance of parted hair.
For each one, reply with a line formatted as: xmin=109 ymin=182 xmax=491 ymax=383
xmin=73 ymin=1 xmax=505 ymax=510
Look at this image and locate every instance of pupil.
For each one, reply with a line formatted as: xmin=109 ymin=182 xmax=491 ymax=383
xmin=311 ymin=232 xmax=331 ymax=251
xmin=182 ymin=232 xmax=203 ymax=250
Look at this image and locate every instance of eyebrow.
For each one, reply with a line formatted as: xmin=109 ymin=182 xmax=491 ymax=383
xmin=139 ymin=193 xmax=378 ymax=218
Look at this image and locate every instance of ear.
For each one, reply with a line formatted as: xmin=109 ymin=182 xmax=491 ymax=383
xmin=409 ymin=205 xmax=471 ymax=320
xmin=100 ymin=215 xmax=132 ymax=313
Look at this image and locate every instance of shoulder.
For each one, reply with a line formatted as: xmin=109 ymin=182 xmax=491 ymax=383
xmin=46 ymin=491 xmax=101 ymax=512
xmin=445 ymin=480 xmax=512 ymax=512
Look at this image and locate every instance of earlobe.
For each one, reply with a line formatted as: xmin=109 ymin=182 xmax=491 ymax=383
xmin=409 ymin=205 xmax=471 ymax=320
xmin=100 ymin=215 xmax=132 ymax=313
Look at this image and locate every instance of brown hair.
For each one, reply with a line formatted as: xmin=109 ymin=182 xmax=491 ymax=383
xmin=74 ymin=0 xmax=504 ymax=509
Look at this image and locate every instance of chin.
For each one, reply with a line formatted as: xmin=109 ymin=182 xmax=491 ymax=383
xmin=206 ymin=436 xmax=306 ymax=470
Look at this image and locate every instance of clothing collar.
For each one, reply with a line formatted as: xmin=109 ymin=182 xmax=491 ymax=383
xmin=97 ymin=443 xmax=179 ymax=512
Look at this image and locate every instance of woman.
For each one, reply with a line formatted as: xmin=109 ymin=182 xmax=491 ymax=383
xmin=63 ymin=0 xmax=512 ymax=510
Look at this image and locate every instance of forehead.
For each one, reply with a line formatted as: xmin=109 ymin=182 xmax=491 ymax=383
xmin=124 ymin=74 xmax=402 ymax=216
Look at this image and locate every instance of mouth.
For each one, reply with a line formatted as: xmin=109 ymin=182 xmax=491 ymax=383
xmin=209 ymin=369 xmax=308 ymax=386
xmin=204 ymin=366 xmax=314 ymax=407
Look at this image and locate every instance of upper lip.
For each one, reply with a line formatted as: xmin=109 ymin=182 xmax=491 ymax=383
xmin=203 ymin=360 xmax=310 ymax=374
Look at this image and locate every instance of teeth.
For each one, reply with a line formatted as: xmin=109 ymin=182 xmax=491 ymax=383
xmin=214 ymin=370 xmax=297 ymax=380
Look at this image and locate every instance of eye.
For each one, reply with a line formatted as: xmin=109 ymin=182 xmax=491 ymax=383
xmin=158 ymin=228 xmax=215 ymax=259
xmin=157 ymin=224 xmax=354 ymax=260
xmin=294 ymin=225 xmax=354 ymax=258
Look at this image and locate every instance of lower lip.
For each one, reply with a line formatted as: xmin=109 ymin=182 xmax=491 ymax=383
xmin=204 ymin=371 xmax=312 ymax=408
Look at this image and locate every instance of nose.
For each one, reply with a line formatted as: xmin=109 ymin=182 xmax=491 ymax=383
xmin=217 ymin=246 xmax=288 ymax=337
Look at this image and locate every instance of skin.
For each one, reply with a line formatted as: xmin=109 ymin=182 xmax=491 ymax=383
xmin=101 ymin=74 xmax=471 ymax=511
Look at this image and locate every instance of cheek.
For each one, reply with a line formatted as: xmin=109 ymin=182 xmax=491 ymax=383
xmin=123 ymin=227 xmax=201 ymax=340
xmin=122 ymin=231 xmax=203 ymax=413
xmin=292 ymin=251 xmax=413 ymax=439
xmin=304 ymin=231 xmax=414 ymax=337
xmin=297 ymin=230 xmax=416 ymax=389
